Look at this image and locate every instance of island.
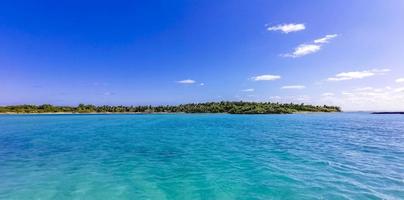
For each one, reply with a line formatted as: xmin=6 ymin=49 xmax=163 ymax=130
xmin=0 ymin=102 xmax=341 ymax=114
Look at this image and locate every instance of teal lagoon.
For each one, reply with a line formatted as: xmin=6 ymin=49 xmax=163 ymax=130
xmin=0 ymin=113 xmax=403 ymax=199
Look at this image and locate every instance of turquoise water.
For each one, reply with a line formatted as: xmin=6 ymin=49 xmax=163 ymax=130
xmin=0 ymin=113 xmax=403 ymax=200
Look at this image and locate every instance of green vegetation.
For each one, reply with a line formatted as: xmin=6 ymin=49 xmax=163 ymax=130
xmin=0 ymin=102 xmax=341 ymax=114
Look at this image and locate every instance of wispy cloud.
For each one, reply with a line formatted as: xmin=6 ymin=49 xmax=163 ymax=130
xmin=251 ymin=74 xmax=281 ymax=81
xmin=267 ymin=23 xmax=305 ymax=33
xmin=395 ymin=87 xmax=404 ymax=92
xmin=355 ymin=87 xmax=374 ymax=91
xmin=242 ymin=88 xmax=255 ymax=92
xmin=283 ymin=34 xmax=338 ymax=58
xmin=396 ymin=78 xmax=404 ymax=83
xmin=177 ymin=79 xmax=196 ymax=84
xmin=328 ymin=71 xmax=374 ymax=81
xmin=269 ymin=96 xmax=281 ymax=100
xmin=199 ymin=83 xmax=205 ymax=86
xmin=327 ymin=69 xmax=390 ymax=81
xmin=283 ymin=44 xmax=321 ymax=58
xmin=281 ymin=85 xmax=306 ymax=89
xmin=269 ymin=95 xmax=311 ymax=103
xmin=314 ymin=34 xmax=338 ymax=44
xmin=322 ymin=92 xmax=335 ymax=97
xmin=320 ymin=86 xmax=404 ymax=111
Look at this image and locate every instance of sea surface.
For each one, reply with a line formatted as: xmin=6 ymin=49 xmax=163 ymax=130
xmin=0 ymin=113 xmax=403 ymax=200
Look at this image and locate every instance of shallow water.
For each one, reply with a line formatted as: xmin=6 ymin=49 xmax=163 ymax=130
xmin=0 ymin=113 xmax=403 ymax=199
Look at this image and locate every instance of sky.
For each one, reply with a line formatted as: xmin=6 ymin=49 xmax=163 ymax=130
xmin=1 ymin=0 xmax=404 ymax=111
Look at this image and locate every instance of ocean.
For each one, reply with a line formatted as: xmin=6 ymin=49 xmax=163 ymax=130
xmin=0 ymin=113 xmax=403 ymax=199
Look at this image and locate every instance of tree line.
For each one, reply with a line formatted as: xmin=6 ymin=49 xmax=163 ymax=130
xmin=0 ymin=101 xmax=341 ymax=114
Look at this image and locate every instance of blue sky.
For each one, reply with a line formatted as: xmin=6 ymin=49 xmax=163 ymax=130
xmin=1 ymin=0 xmax=404 ymax=111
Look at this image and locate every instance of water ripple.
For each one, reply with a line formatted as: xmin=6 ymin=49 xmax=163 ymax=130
xmin=0 ymin=113 xmax=403 ymax=199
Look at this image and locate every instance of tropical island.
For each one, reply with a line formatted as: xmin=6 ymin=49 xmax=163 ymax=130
xmin=0 ymin=101 xmax=341 ymax=114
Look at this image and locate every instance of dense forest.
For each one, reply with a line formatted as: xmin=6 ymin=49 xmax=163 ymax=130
xmin=0 ymin=102 xmax=341 ymax=114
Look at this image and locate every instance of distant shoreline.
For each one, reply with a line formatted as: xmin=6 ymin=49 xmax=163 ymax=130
xmin=0 ymin=112 xmax=176 ymax=115
xmin=0 ymin=111 xmax=338 ymax=115
xmin=0 ymin=112 xmax=174 ymax=115
xmin=371 ymin=112 xmax=404 ymax=114
xmin=0 ymin=102 xmax=341 ymax=114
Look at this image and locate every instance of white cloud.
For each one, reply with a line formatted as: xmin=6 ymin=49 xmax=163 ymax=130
xmin=295 ymin=95 xmax=311 ymax=101
xmin=283 ymin=44 xmax=321 ymax=58
xmin=372 ymin=69 xmax=391 ymax=73
xmin=319 ymin=86 xmax=404 ymax=111
xmin=396 ymin=78 xmax=404 ymax=83
xmin=394 ymin=87 xmax=404 ymax=92
xmin=281 ymin=85 xmax=306 ymax=89
xmin=199 ymin=83 xmax=205 ymax=86
xmin=269 ymin=96 xmax=281 ymax=100
xmin=265 ymin=95 xmax=311 ymax=103
xmin=341 ymin=92 xmax=354 ymax=96
xmin=177 ymin=79 xmax=196 ymax=84
xmin=276 ymin=95 xmax=311 ymax=102
xmin=327 ymin=69 xmax=390 ymax=81
xmin=283 ymin=34 xmax=338 ymax=58
xmin=328 ymin=71 xmax=374 ymax=81
xmin=314 ymin=34 xmax=338 ymax=44
xmin=322 ymin=92 xmax=335 ymax=97
xmin=355 ymin=86 xmax=391 ymax=93
xmin=355 ymin=87 xmax=374 ymax=91
xmin=252 ymin=74 xmax=281 ymax=81
xmin=242 ymin=88 xmax=255 ymax=92
xmin=267 ymin=23 xmax=305 ymax=33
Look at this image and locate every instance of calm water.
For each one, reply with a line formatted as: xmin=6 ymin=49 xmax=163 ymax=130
xmin=0 ymin=113 xmax=403 ymax=200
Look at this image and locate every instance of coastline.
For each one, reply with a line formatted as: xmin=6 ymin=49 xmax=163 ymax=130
xmin=371 ymin=112 xmax=404 ymax=114
xmin=0 ymin=111 xmax=340 ymax=115
xmin=0 ymin=102 xmax=342 ymax=114
xmin=0 ymin=112 xmax=176 ymax=115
